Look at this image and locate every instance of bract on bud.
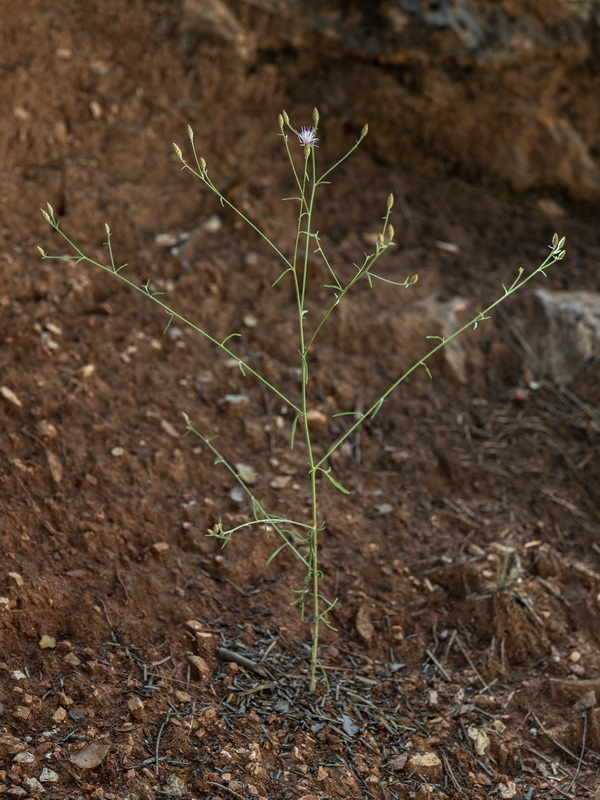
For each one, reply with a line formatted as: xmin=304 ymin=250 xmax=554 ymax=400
xmin=387 ymin=193 xmax=394 ymax=211
xmin=361 ymin=124 xmax=368 ymax=138
xmin=173 ymin=142 xmax=182 ymax=159
xmin=313 ymin=107 xmax=319 ymax=127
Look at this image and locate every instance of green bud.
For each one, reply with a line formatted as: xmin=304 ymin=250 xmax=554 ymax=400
xmin=173 ymin=142 xmax=182 ymax=159
xmin=40 ymin=209 xmax=51 ymax=223
xmin=104 ymin=223 xmax=111 ymax=236
xmin=282 ymin=110 xmax=290 ymax=125
xmin=313 ymin=107 xmax=319 ymax=127
xmin=200 ymin=157 xmax=207 ymax=171
xmin=361 ymin=124 xmax=368 ymax=138
xmin=387 ymin=193 xmax=394 ymax=211
xmin=187 ymin=125 xmax=194 ymax=141
xmin=278 ymin=113 xmax=284 ymax=130
xmin=387 ymin=224 xmax=394 ymax=241
xmin=46 ymin=202 xmax=54 ymax=218
xmin=37 ymin=245 xmax=46 ymax=258
xmin=377 ymin=233 xmax=384 ymax=247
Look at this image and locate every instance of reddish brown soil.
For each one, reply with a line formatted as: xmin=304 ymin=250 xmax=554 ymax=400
xmin=2 ymin=2 xmax=600 ymax=799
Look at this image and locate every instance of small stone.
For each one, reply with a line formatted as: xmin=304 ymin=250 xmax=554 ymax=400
xmin=185 ymin=620 xmax=204 ymax=632
xmin=52 ymin=707 xmax=67 ymax=723
xmin=406 ymin=752 xmax=443 ymax=782
xmin=188 ymin=654 xmax=210 ymax=678
xmin=203 ymin=214 xmax=222 ymax=233
xmin=127 ymin=696 xmax=145 ymax=720
xmin=162 ymin=775 xmax=186 ymax=796
xmin=36 ymin=419 xmax=58 ymax=438
xmin=62 ymin=652 xmax=82 ymax=666
xmin=22 ymin=776 xmax=45 ymax=793
xmin=223 ymin=393 xmax=250 ymax=405
xmin=435 ymin=240 xmax=460 ymax=254
xmin=39 ymin=635 xmax=56 ymax=649
xmin=0 ymin=597 xmax=11 ymax=611
xmin=151 ymin=542 xmax=170 ymax=554
xmin=305 ymin=409 xmax=327 ymax=434
xmin=269 ymin=474 xmax=291 ymax=489
xmin=8 ymin=573 xmax=23 ymax=588
xmin=13 ymin=751 xmax=35 ymax=763
xmin=235 ymin=463 xmax=257 ymax=485
xmin=39 ymin=769 xmax=58 ymax=783
xmin=1 ymin=386 xmax=22 ymax=408
xmin=78 ymin=364 xmax=96 ymax=379
xmin=44 ymin=322 xmax=62 ymax=336
xmin=111 ymin=446 xmax=125 ymax=457
xmin=13 ymin=706 xmax=31 ymax=720
xmin=389 ymin=753 xmax=408 ymax=771
xmin=229 ymin=486 xmax=244 ymax=503
xmin=497 ymin=781 xmax=518 ymax=798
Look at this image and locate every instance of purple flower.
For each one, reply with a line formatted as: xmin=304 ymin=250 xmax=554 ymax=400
xmin=295 ymin=126 xmax=319 ymax=148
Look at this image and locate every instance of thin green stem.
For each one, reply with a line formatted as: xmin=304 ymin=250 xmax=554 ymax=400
xmin=315 ymin=249 xmax=563 ymax=470
xmin=42 ymin=215 xmax=302 ymax=415
xmin=184 ymin=416 xmax=311 ymax=569
xmin=305 ymin=204 xmax=396 ymax=352
xmin=181 ymin=152 xmax=294 ymax=273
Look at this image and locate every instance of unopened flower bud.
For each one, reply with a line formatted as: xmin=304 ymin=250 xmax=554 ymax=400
xmin=187 ymin=125 xmax=194 ymax=141
xmin=387 ymin=193 xmax=394 ymax=211
xmin=282 ymin=110 xmax=290 ymax=125
xmin=377 ymin=233 xmax=384 ymax=247
xmin=313 ymin=107 xmax=319 ymax=127
xmin=200 ymin=157 xmax=207 ymax=171
xmin=40 ymin=209 xmax=50 ymax=223
xmin=173 ymin=142 xmax=182 ymax=159
xmin=37 ymin=245 xmax=46 ymax=257
xmin=46 ymin=202 xmax=54 ymax=217
xmin=361 ymin=124 xmax=368 ymax=138
xmin=278 ymin=113 xmax=284 ymax=130
xmin=387 ymin=224 xmax=395 ymax=241
xmin=105 ymin=223 xmax=111 ymax=236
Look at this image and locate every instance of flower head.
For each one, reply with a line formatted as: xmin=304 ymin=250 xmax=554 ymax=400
xmin=295 ymin=126 xmax=319 ymax=148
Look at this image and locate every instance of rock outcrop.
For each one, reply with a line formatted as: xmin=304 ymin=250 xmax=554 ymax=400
xmin=181 ymin=0 xmax=600 ymax=201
